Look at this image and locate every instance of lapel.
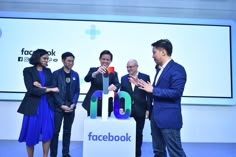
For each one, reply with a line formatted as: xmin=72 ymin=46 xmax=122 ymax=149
xmin=32 ymin=66 xmax=41 ymax=83
xmin=59 ymin=68 xmax=66 ymax=87
xmin=125 ymin=75 xmax=133 ymax=93
xmin=156 ymin=60 xmax=174 ymax=86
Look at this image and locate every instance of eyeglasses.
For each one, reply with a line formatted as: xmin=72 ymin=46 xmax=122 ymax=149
xmin=127 ymin=65 xmax=137 ymax=69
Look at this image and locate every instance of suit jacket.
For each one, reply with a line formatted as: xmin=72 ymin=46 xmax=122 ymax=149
xmin=82 ymin=67 xmax=121 ymax=114
xmin=52 ymin=68 xmax=80 ymax=111
xmin=17 ymin=66 xmax=55 ymax=115
xmin=152 ymin=60 xmax=187 ymax=129
xmin=120 ymin=72 xmax=152 ymax=118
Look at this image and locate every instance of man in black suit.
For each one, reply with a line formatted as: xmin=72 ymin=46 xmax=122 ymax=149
xmin=82 ymin=50 xmax=120 ymax=117
xmin=120 ymin=59 xmax=152 ymax=157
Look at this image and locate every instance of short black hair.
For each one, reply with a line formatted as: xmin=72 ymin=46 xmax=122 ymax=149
xmin=61 ymin=52 xmax=75 ymax=60
xmin=99 ymin=50 xmax=113 ymax=61
xmin=29 ymin=49 xmax=48 ymax=66
xmin=151 ymin=39 xmax=173 ymax=56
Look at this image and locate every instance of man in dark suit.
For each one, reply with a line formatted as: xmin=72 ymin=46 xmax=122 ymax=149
xmin=120 ymin=59 xmax=152 ymax=157
xmin=82 ymin=50 xmax=120 ymax=117
xmin=137 ymin=39 xmax=187 ymax=157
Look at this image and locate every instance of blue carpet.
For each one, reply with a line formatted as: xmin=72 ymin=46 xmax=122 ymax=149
xmin=0 ymin=140 xmax=236 ymax=157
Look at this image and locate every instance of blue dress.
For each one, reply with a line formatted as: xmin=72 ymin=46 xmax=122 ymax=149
xmin=18 ymin=70 xmax=54 ymax=146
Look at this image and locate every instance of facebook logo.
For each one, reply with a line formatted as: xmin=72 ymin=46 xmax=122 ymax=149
xmin=18 ymin=57 xmax=23 ymax=62
xmin=88 ymin=132 xmax=131 ymax=142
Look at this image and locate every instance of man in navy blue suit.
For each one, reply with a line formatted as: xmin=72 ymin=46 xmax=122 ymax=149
xmin=120 ymin=59 xmax=152 ymax=157
xmin=137 ymin=39 xmax=187 ymax=157
xmin=50 ymin=52 xmax=80 ymax=157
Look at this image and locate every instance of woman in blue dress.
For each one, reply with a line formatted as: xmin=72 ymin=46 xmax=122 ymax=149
xmin=17 ymin=49 xmax=59 ymax=157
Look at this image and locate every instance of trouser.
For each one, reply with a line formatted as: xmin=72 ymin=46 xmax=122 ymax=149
xmin=133 ymin=116 xmax=146 ymax=157
xmin=150 ymin=116 xmax=186 ymax=157
xmin=50 ymin=110 xmax=75 ymax=157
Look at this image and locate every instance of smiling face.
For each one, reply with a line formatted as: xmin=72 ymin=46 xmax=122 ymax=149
xmin=99 ymin=54 xmax=112 ymax=67
xmin=63 ymin=56 xmax=74 ymax=70
xmin=39 ymin=54 xmax=49 ymax=67
xmin=127 ymin=60 xmax=138 ymax=76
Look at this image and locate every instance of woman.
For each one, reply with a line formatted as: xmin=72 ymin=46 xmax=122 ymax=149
xmin=82 ymin=50 xmax=120 ymax=116
xmin=17 ymin=49 xmax=59 ymax=157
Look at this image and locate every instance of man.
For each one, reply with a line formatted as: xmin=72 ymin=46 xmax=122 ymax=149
xmin=120 ymin=59 xmax=152 ymax=157
xmin=137 ymin=39 xmax=187 ymax=157
xmin=50 ymin=52 xmax=80 ymax=157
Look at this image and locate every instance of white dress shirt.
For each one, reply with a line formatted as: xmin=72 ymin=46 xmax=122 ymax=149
xmin=154 ymin=59 xmax=172 ymax=85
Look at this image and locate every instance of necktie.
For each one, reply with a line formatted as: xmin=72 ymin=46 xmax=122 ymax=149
xmin=153 ymin=67 xmax=161 ymax=86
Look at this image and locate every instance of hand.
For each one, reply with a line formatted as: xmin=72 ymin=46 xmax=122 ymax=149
xmin=61 ymin=105 xmax=73 ymax=112
xmin=128 ymin=75 xmax=139 ymax=86
xmin=119 ymin=108 xmax=125 ymax=115
xmin=33 ymin=81 xmax=42 ymax=88
xmin=45 ymin=87 xmax=59 ymax=93
xmin=145 ymin=110 xmax=149 ymax=119
xmin=92 ymin=66 xmax=107 ymax=77
xmin=138 ymin=79 xmax=153 ymax=93
xmin=108 ymin=84 xmax=117 ymax=91
xmin=70 ymin=104 xmax=76 ymax=111
xmin=51 ymin=87 xmax=59 ymax=93
xmin=97 ymin=66 xmax=107 ymax=74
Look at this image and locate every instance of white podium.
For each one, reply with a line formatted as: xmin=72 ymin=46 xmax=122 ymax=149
xmin=83 ymin=117 xmax=136 ymax=157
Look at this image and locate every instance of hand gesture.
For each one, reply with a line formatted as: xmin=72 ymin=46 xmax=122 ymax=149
xmin=70 ymin=104 xmax=76 ymax=111
xmin=61 ymin=105 xmax=72 ymax=112
xmin=51 ymin=87 xmax=59 ymax=93
xmin=128 ymin=75 xmax=139 ymax=86
xmin=97 ymin=65 xmax=107 ymax=74
xmin=46 ymin=87 xmax=59 ymax=93
xmin=138 ymin=79 xmax=153 ymax=93
xmin=92 ymin=66 xmax=107 ymax=78
xmin=108 ymin=84 xmax=117 ymax=91
xmin=33 ymin=81 xmax=42 ymax=88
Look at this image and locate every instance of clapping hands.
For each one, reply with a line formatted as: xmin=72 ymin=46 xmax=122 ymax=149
xmin=129 ymin=76 xmax=153 ymax=93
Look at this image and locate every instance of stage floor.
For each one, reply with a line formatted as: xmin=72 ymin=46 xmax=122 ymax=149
xmin=0 ymin=140 xmax=236 ymax=157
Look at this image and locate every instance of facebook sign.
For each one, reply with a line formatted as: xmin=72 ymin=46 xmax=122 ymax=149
xmin=83 ymin=117 xmax=136 ymax=157
xmin=83 ymin=67 xmax=136 ymax=157
xmin=88 ymin=132 xmax=131 ymax=142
